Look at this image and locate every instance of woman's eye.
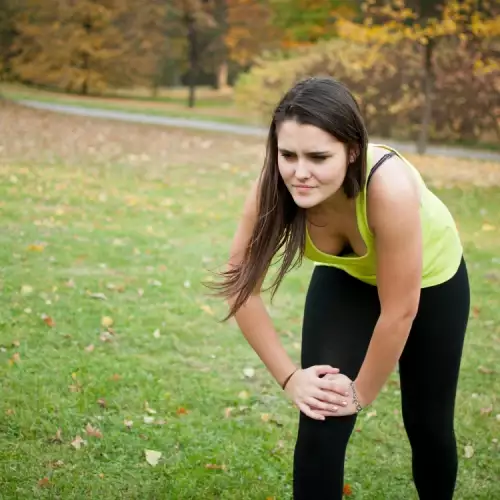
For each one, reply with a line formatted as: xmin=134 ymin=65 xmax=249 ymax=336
xmin=281 ymin=152 xmax=296 ymax=160
xmin=310 ymin=156 xmax=327 ymax=162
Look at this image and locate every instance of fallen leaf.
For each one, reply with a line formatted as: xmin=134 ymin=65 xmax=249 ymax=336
xmin=482 ymin=223 xmax=495 ymax=231
xmin=153 ymin=328 xmax=161 ymax=338
xmin=8 ymin=352 xmax=21 ymax=365
xmin=200 ymin=304 xmax=213 ymax=315
xmin=21 ymin=284 xmax=34 ymax=295
xmin=366 ymin=410 xmax=377 ymax=419
xmin=205 ymin=463 xmax=227 ymax=470
xmin=50 ymin=428 xmax=63 ymax=444
xmin=343 ymin=483 xmax=353 ymax=496
xmin=184 ymin=280 xmax=191 ymax=288
xmin=71 ymin=435 xmax=86 ymax=449
xmin=143 ymin=416 xmax=155 ymax=424
xmin=84 ymin=344 xmax=95 ymax=353
xmin=68 ymin=382 xmax=82 ymax=392
xmin=145 ymin=449 xmax=162 ymax=466
xmin=41 ymin=314 xmax=55 ymax=327
xmin=65 ymin=279 xmax=76 ymax=288
xmin=496 ymin=414 xmax=500 ymax=422
xmin=224 ymin=407 xmax=233 ymax=418
xmin=85 ymin=423 xmax=103 ymax=438
xmin=49 ymin=460 xmax=64 ymax=468
xmin=12 ymin=340 xmax=20 ymax=347
xmin=38 ymin=477 xmax=50 ymax=488
xmin=99 ymin=473 xmax=104 ymax=479
xmin=110 ymin=374 xmax=121 ymax=381
xmin=176 ymin=407 xmax=189 ymax=416
xmin=27 ymin=243 xmax=45 ymax=252
xmin=472 ymin=306 xmax=480 ymax=318
xmin=101 ymin=316 xmax=113 ymax=328
xmin=144 ymin=401 xmax=157 ymax=414
xmin=100 ymin=332 xmax=113 ymax=343
xmin=480 ymin=405 xmax=493 ymax=415
xmin=464 ymin=445 xmax=474 ymax=458
xmin=124 ymin=419 xmax=133 ymax=429
xmin=238 ymin=391 xmax=249 ymax=400
xmin=261 ymin=413 xmax=270 ymax=422
xmin=243 ymin=367 xmax=255 ymax=378
xmin=478 ymin=366 xmax=495 ymax=374
xmin=97 ymin=398 xmax=107 ymax=408
xmin=5 ymin=409 xmax=15 ymax=416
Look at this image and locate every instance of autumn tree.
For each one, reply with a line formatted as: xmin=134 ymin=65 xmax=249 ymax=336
xmin=11 ymin=0 xmax=166 ymax=95
xmin=269 ymin=0 xmax=360 ymax=47
xmin=0 ymin=0 xmax=17 ymax=85
xmin=225 ymin=0 xmax=280 ymax=67
xmin=337 ymin=0 xmax=500 ymax=153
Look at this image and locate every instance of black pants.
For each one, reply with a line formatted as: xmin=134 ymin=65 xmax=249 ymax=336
xmin=293 ymin=258 xmax=470 ymax=499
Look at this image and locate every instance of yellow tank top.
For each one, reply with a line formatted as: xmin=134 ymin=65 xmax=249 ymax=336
xmin=304 ymin=143 xmax=463 ymax=287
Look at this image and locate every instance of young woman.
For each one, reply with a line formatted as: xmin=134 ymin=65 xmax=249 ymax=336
xmin=211 ymin=77 xmax=470 ymax=499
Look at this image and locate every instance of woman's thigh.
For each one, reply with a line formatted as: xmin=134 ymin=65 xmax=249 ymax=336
xmin=301 ymin=265 xmax=380 ymax=380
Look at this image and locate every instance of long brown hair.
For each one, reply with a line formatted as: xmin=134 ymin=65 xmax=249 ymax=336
xmin=209 ymin=77 xmax=368 ymax=319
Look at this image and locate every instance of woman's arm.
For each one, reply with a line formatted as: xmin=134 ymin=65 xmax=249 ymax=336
xmin=227 ymin=181 xmax=344 ymax=419
xmin=227 ymin=181 xmax=298 ymax=387
xmin=354 ymin=157 xmax=423 ymax=406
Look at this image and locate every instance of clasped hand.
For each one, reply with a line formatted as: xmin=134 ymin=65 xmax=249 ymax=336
xmin=284 ymin=366 xmax=363 ymax=420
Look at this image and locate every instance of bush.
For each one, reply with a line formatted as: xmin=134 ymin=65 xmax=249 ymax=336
xmin=235 ymin=38 xmax=499 ymax=145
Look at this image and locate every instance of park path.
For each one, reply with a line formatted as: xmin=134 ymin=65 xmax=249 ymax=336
xmin=19 ymin=99 xmax=500 ymax=162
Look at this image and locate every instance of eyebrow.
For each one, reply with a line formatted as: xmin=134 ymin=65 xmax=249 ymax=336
xmin=278 ymin=148 xmax=331 ymax=155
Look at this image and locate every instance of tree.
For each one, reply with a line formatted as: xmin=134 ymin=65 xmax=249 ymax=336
xmin=269 ymin=0 xmax=360 ymax=46
xmin=11 ymin=0 xmax=166 ymax=95
xmin=337 ymin=0 xmax=500 ymax=153
xmin=0 ymin=0 xmax=17 ymax=86
xmin=225 ymin=0 xmax=281 ymax=66
xmin=168 ymin=0 xmax=216 ymax=107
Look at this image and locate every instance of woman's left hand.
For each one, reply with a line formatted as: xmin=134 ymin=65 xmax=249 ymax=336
xmin=313 ymin=373 xmax=367 ymax=417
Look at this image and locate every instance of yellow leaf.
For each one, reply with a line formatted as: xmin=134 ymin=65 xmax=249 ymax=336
xmin=71 ymin=435 xmax=86 ymax=449
xmin=27 ymin=243 xmax=45 ymax=252
xmin=101 ymin=316 xmax=113 ymax=328
xmin=200 ymin=304 xmax=214 ymax=315
xmin=482 ymin=223 xmax=495 ymax=231
xmin=145 ymin=449 xmax=162 ymax=466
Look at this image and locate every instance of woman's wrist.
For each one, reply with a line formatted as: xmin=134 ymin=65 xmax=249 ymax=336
xmin=281 ymin=367 xmax=300 ymax=390
xmin=352 ymin=379 xmax=374 ymax=408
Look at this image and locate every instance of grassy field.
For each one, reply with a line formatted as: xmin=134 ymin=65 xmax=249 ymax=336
xmin=0 ymin=101 xmax=499 ymax=499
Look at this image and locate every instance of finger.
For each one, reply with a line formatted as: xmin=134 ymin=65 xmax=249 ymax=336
xmin=313 ymin=365 xmax=340 ymax=376
xmin=317 ymin=379 xmax=350 ymax=397
xmin=306 ymin=397 xmax=339 ymax=413
xmin=298 ymin=402 xmax=325 ymax=421
xmin=312 ymin=389 xmax=348 ymax=407
xmin=313 ymin=409 xmax=339 ymax=418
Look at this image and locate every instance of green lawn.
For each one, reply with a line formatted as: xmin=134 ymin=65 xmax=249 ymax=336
xmin=0 ymin=104 xmax=498 ymax=499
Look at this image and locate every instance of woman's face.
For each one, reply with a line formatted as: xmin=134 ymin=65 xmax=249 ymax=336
xmin=276 ymin=119 xmax=352 ymax=209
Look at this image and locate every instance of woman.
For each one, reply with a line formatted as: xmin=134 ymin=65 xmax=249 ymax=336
xmin=211 ymin=77 xmax=470 ymax=499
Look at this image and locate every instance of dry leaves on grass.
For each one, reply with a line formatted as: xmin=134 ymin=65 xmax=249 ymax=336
xmin=145 ymin=449 xmax=162 ymax=466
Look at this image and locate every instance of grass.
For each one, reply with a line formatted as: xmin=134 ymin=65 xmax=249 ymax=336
xmin=0 ymin=101 xmax=499 ymax=499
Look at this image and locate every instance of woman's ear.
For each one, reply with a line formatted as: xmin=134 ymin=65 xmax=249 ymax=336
xmin=349 ymin=145 xmax=360 ymax=164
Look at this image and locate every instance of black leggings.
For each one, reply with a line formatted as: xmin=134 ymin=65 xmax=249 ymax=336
xmin=293 ymin=258 xmax=470 ymax=499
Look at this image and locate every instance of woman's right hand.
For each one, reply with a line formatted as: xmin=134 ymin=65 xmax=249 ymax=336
xmin=284 ymin=365 xmax=350 ymax=420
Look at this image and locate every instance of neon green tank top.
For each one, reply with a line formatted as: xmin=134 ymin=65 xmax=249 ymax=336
xmin=304 ymin=143 xmax=463 ymax=287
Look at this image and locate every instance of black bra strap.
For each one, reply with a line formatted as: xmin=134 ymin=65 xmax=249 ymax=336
xmin=367 ymin=151 xmax=397 ymax=186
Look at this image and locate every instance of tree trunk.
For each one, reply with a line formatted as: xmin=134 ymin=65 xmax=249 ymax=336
xmin=417 ymin=39 xmax=434 ymax=155
xmin=217 ymin=60 xmax=228 ymax=90
xmin=186 ymin=12 xmax=197 ymax=108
